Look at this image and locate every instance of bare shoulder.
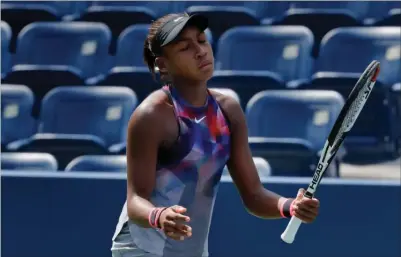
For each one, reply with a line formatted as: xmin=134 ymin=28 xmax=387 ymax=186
xmin=209 ymin=89 xmax=244 ymax=127
xmin=128 ymin=89 xmax=172 ymax=134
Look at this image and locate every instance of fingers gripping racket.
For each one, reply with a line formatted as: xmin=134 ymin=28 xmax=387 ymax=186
xmin=281 ymin=60 xmax=381 ymax=244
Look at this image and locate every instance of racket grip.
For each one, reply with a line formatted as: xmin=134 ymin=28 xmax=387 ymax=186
xmin=281 ymin=215 xmax=303 ymax=244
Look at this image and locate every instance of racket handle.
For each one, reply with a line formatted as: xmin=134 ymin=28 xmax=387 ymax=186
xmin=281 ymin=215 xmax=303 ymax=244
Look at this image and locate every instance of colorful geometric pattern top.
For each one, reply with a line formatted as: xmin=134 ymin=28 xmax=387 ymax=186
xmin=112 ymin=85 xmax=231 ymax=257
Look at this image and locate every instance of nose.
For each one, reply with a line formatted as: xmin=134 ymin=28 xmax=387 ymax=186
xmin=195 ymin=44 xmax=207 ymax=59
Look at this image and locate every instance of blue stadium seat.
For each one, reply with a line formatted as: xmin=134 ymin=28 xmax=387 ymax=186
xmin=275 ymin=7 xmax=361 ymax=57
xmin=7 ymin=86 xmax=137 ymax=169
xmin=216 ymin=26 xmax=314 ymax=82
xmin=375 ymin=8 xmax=401 ymax=26
xmin=91 ymin=1 xmax=174 ymax=18
xmin=1 ymin=21 xmax=12 ymax=78
xmin=186 ymin=6 xmax=260 ymax=49
xmin=316 ymin=27 xmax=401 ymax=85
xmin=223 ymin=157 xmax=272 ymax=177
xmin=246 ymin=90 xmax=345 ymax=176
xmin=248 ymin=137 xmax=319 ymax=177
xmin=175 ymin=1 xmax=289 ymax=22
xmin=1 ymin=84 xmax=36 ymax=150
xmin=208 ymin=70 xmax=285 ymax=109
xmin=302 ymin=74 xmax=401 ymax=163
xmin=76 ymin=1 xmax=170 ymax=53
xmin=3 ymin=22 xmax=112 ymax=116
xmin=95 ymin=25 xmax=157 ymax=103
xmin=1 ymin=1 xmax=60 ymax=52
xmin=39 ymin=86 xmax=137 ymax=146
xmin=364 ymin=2 xmax=400 ymax=25
xmin=1 ymin=152 xmax=58 ymax=171
xmin=288 ymin=1 xmax=370 ymax=20
xmin=65 ymin=155 xmax=126 ymax=172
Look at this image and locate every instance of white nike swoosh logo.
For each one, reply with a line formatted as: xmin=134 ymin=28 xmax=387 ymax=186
xmin=174 ymin=17 xmax=184 ymax=22
xmin=194 ymin=116 xmax=206 ymax=123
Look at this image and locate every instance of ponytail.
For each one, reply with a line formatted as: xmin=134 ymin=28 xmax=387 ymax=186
xmin=143 ymin=39 xmax=157 ymax=80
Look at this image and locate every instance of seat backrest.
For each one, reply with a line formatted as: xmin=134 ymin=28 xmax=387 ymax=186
xmin=289 ymin=1 xmax=370 ymax=19
xmin=65 ymin=155 xmax=126 ymax=172
xmin=1 ymin=152 xmax=58 ymax=171
xmin=91 ymin=1 xmax=174 ymax=17
xmin=1 ymin=84 xmax=36 ymax=145
xmin=1 ymin=1 xmax=89 ymax=16
xmin=216 ymin=26 xmax=314 ymax=82
xmin=246 ymin=90 xmax=345 ymax=149
xmin=15 ymin=22 xmax=112 ymax=78
xmin=364 ymin=1 xmax=400 ymax=21
xmin=39 ymin=86 xmax=138 ymax=146
xmin=115 ymin=24 xmax=149 ymax=67
xmin=174 ymin=1 xmax=289 ymax=19
xmin=1 ymin=21 xmax=12 ymax=75
xmin=317 ymin=27 xmax=401 ymax=85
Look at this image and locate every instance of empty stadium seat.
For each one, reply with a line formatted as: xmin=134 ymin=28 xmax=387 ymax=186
xmin=76 ymin=1 xmax=166 ymax=53
xmin=1 ymin=152 xmax=58 ymax=171
xmin=288 ymin=1 xmax=370 ymax=20
xmin=208 ymin=70 xmax=285 ymax=109
xmin=215 ymin=26 xmax=314 ymax=83
xmin=7 ymin=86 xmax=138 ymax=169
xmin=316 ymin=27 xmax=401 ymax=85
xmin=95 ymin=24 xmax=161 ymax=103
xmin=275 ymin=8 xmax=361 ymax=57
xmin=302 ymin=74 xmax=401 ymax=163
xmin=247 ymin=90 xmax=345 ymax=150
xmin=175 ymin=1 xmax=290 ymax=23
xmin=65 ymin=155 xmax=126 ymax=172
xmin=223 ymin=157 xmax=272 ymax=177
xmin=91 ymin=1 xmax=174 ymax=17
xmin=186 ymin=6 xmax=260 ymax=49
xmin=3 ymin=22 xmax=112 ymax=116
xmin=1 ymin=21 xmax=12 ymax=78
xmin=209 ymin=88 xmax=241 ymax=104
xmin=246 ymin=90 xmax=345 ymax=176
xmin=375 ymin=8 xmax=401 ymax=26
xmin=248 ymin=137 xmax=320 ymax=177
xmin=364 ymin=2 xmax=400 ymax=24
xmin=1 ymin=1 xmax=59 ymax=52
xmin=1 ymin=84 xmax=36 ymax=150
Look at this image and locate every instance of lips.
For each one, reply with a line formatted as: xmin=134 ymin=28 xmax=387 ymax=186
xmin=198 ymin=61 xmax=212 ymax=69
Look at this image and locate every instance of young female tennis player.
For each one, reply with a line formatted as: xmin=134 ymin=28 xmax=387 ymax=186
xmin=111 ymin=13 xmax=320 ymax=257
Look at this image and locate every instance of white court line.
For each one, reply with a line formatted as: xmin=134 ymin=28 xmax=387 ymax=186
xmin=1 ymin=170 xmax=400 ymax=186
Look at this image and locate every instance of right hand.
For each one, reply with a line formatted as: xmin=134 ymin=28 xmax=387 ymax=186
xmin=159 ymin=205 xmax=192 ymax=241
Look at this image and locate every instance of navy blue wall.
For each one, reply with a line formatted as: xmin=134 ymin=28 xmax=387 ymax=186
xmin=2 ymin=171 xmax=400 ymax=257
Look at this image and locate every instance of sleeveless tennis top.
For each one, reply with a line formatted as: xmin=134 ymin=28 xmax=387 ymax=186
xmin=112 ymin=85 xmax=231 ymax=257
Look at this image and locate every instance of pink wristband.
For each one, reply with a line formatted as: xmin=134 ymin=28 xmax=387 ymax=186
xmin=148 ymin=208 xmax=157 ymax=228
xmin=154 ymin=207 xmax=167 ymax=229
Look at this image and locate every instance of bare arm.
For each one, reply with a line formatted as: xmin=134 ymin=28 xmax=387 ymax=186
xmin=221 ymin=96 xmax=287 ymax=219
xmin=125 ymin=94 xmax=193 ymax=239
xmin=125 ymin=102 xmax=164 ymax=228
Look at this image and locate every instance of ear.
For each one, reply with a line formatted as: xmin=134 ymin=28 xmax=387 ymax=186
xmin=155 ymin=57 xmax=168 ymax=74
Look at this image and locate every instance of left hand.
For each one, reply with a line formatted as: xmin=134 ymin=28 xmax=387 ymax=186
xmin=291 ymin=188 xmax=320 ymax=223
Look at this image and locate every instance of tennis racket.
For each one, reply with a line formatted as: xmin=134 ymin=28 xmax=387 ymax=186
xmin=280 ymin=60 xmax=381 ymax=244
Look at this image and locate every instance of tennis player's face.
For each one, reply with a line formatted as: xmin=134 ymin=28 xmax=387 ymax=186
xmin=163 ymin=27 xmax=214 ymax=82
